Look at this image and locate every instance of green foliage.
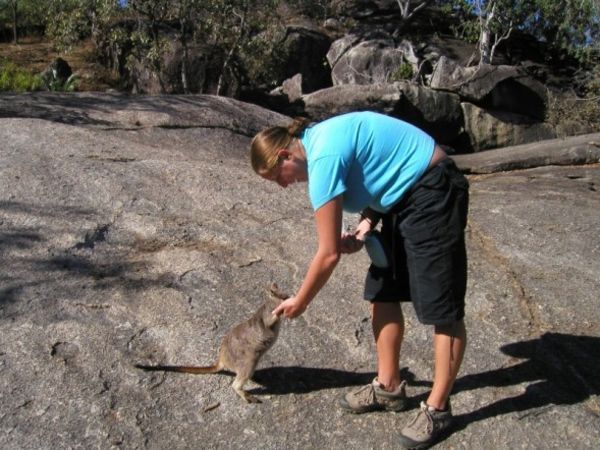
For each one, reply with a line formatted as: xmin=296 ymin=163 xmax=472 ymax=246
xmin=443 ymin=1 xmax=485 ymax=43
xmin=41 ymin=71 xmax=79 ymax=91
xmin=241 ymin=34 xmax=286 ymax=88
xmin=285 ymin=0 xmax=332 ymax=20
xmin=587 ymin=64 xmax=600 ymax=97
xmin=118 ymin=0 xmax=285 ymax=93
xmin=0 ymin=59 xmax=43 ymax=91
xmin=44 ymin=0 xmax=121 ymax=51
xmin=446 ymin=0 xmax=599 ymax=65
xmin=0 ymin=0 xmax=46 ymax=43
xmin=527 ymin=0 xmax=599 ymax=62
xmin=391 ymin=62 xmax=414 ymax=81
xmin=0 ymin=1 xmax=45 ymax=28
xmin=237 ymin=14 xmax=288 ymax=88
xmin=45 ymin=2 xmax=88 ymax=51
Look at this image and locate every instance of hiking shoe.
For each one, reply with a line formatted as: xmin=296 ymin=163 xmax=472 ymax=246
xmin=398 ymin=401 xmax=453 ymax=449
xmin=339 ymin=378 xmax=407 ymax=413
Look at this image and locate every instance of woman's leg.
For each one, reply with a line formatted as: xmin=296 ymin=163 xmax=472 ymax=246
xmin=426 ymin=319 xmax=467 ymax=409
xmin=371 ymin=301 xmax=405 ymax=391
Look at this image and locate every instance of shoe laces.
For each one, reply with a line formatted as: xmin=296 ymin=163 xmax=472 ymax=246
xmin=409 ymin=401 xmax=434 ymax=435
xmin=353 ymin=383 xmax=376 ymax=405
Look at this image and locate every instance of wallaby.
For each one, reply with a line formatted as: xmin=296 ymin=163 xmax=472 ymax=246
xmin=136 ymin=283 xmax=287 ymax=403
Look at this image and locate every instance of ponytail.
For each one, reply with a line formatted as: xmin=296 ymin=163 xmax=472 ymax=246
xmin=250 ymin=117 xmax=310 ymax=175
xmin=287 ymin=117 xmax=310 ymax=137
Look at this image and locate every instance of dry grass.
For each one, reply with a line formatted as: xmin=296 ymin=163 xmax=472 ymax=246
xmin=0 ymin=36 xmax=121 ymax=91
xmin=546 ymin=65 xmax=600 ymax=137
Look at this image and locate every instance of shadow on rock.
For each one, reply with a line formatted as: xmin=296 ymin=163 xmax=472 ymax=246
xmin=452 ymin=332 xmax=600 ymax=431
xmin=0 ymin=200 xmax=178 ymax=308
xmin=251 ymin=366 xmax=426 ymax=396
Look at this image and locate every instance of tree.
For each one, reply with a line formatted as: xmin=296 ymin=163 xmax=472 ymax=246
xmin=526 ymin=0 xmax=599 ymax=64
xmin=44 ymin=0 xmax=122 ymax=51
xmin=449 ymin=0 xmax=600 ymax=66
xmin=124 ymin=0 xmax=283 ymax=95
xmin=473 ymin=0 xmax=513 ymax=64
xmin=9 ymin=0 xmax=16 ymax=43
xmin=0 ymin=0 xmax=50 ymax=43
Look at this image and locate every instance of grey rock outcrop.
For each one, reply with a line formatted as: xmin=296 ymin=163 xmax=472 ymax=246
xmin=461 ymin=102 xmax=556 ymax=150
xmin=430 ymin=56 xmax=520 ymax=98
xmin=273 ymin=73 xmax=304 ymax=103
xmin=279 ymin=26 xmax=333 ymax=94
xmin=302 ymin=82 xmax=463 ymax=144
xmin=328 ymin=35 xmax=419 ymax=85
xmin=1 ymin=92 xmax=599 ymax=449
xmin=94 ymin=9 xmax=594 ymax=154
xmin=430 ymin=56 xmax=548 ymax=120
xmin=272 ymin=38 xmax=573 ymax=152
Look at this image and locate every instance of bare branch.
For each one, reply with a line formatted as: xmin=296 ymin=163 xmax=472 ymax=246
xmin=489 ymin=20 xmax=513 ymax=64
xmin=395 ymin=0 xmax=432 ymax=21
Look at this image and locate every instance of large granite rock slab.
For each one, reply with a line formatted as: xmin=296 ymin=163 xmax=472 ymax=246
xmin=1 ymin=93 xmax=598 ymax=449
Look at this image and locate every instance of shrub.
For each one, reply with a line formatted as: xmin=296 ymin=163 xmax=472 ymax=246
xmin=41 ymin=71 xmax=80 ymax=92
xmin=391 ymin=62 xmax=414 ymax=81
xmin=0 ymin=60 xmax=44 ymax=92
xmin=546 ymin=64 xmax=600 ymax=137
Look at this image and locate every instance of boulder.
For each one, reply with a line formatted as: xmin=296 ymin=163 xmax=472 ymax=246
xmin=330 ymin=0 xmax=397 ymax=18
xmin=430 ymin=56 xmax=519 ymax=99
xmin=302 ymin=83 xmax=402 ymax=119
xmin=328 ymin=36 xmax=419 ymax=85
xmin=40 ymin=58 xmax=73 ymax=89
xmin=393 ymin=80 xmax=463 ymax=144
xmin=279 ymin=26 xmax=333 ymax=94
xmin=461 ymin=102 xmax=556 ymax=151
xmin=482 ymin=76 xmax=547 ymax=121
xmin=279 ymin=73 xmax=304 ymax=103
xmin=326 ymin=34 xmax=362 ymax=69
xmin=430 ymin=56 xmax=547 ymax=119
xmin=301 ymin=82 xmax=463 ymax=144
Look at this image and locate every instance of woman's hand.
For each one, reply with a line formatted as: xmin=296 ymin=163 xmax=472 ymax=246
xmin=272 ymin=296 xmax=307 ymax=319
xmin=340 ymin=231 xmax=365 ymax=254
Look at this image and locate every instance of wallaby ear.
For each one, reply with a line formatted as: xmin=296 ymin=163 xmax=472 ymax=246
xmin=269 ymin=282 xmax=288 ymax=300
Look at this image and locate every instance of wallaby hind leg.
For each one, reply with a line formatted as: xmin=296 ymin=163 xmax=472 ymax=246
xmin=232 ymin=374 xmax=261 ymax=403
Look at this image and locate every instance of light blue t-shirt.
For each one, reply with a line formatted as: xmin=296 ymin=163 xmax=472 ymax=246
xmin=300 ymin=111 xmax=435 ymax=213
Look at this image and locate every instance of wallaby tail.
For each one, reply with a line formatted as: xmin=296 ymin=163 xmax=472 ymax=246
xmin=135 ymin=363 xmax=221 ymax=374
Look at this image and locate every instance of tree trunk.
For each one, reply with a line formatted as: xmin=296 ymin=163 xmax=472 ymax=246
xmin=11 ymin=0 xmax=18 ymax=44
xmin=480 ymin=28 xmax=492 ymax=64
xmin=478 ymin=1 xmax=496 ymax=65
xmin=216 ymin=6 xmax=248 ymax=96
xmin=180 ymin=21 xmax=190 ymax=94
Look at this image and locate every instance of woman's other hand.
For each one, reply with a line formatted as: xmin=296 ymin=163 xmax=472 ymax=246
xmin=340 ymin=232 xmax=365 ymax=254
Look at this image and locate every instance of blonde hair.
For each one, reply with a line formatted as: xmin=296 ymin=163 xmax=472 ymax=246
xmin=250 ymin=117 xmax=310 ymax=176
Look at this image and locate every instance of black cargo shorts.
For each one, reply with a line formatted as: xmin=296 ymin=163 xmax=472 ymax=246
xmin=364 ymin=158 xmax=469 ymax=325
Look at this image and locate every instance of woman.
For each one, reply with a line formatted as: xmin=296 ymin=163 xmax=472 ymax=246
xmin=250 ymin=111 xmax=469 ymax=448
